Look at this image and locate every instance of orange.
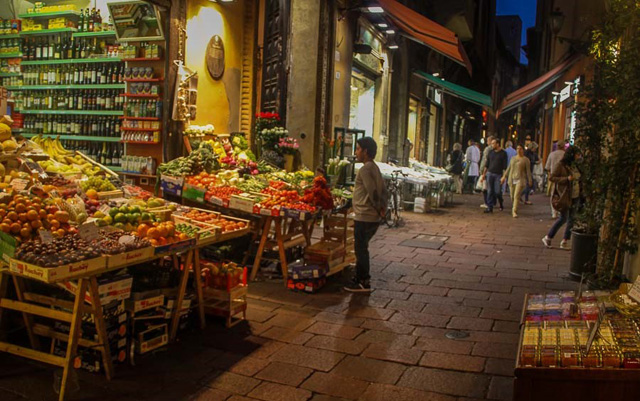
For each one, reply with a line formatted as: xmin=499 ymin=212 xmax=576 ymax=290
xmin=18 ymin=213 xmax=28 ymax=223
xmin=15 ymin=204 xmax=26 ymax=213
xmin=26 ymin=210 xmax=39 ymax=221
xmin=30 ymin=220 xmax=42 ymax=230
xmin=2 ymin=219 xmax=12 ymax=226
xmin=56 ymin=229 xmax=66 ymax=237
xmin=157 ymin=237 xmax=167 ymax=246
xmin=147 ymin=227 xmax=160 ymax=239
xmin=137 ymin=223 xmax=150 ymax=238
xmin=0 ymin=223 xmax=10 ymax=233
xmin=10 ymin=223 xmax=21 ymax=234
xmin=149 ymin=239 xmax=159 ymax=246
xmin=38 ymin=209 xmax=47 ymax=219
xmin=156 ymin=225 xmax=168 ymax=238
xmin=6 ymin=211 xmax=18 ymax=221
xmin=54 ymin=211 xmax=70 ymax=223
xmin=50 ymin=219 xmax=60 ymax=230
xmin=20 ymin=227 xmax=31 ymax=239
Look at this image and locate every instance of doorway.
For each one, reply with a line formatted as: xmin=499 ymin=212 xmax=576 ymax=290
xmin=349 ymin=68 xmax=376 ymax=137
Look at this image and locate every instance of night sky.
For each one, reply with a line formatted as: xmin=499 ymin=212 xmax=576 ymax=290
xmin=496 ymin=0 xmax=537 ymax=64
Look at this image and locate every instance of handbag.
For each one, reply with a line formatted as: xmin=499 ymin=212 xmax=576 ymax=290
xmin=551 ymin=184 xmax=571 ymax=212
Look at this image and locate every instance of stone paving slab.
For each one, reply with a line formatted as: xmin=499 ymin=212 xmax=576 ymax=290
xmin=0 ymin=193 xmax=575 ymax=401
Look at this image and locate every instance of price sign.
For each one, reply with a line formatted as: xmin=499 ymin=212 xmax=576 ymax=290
xmin=98 ymin=204 xmax=111 ymax=215
xmin=78 ymin=222 xmax=100 ymax=242
xmin=628 ymin=276 xmax=640 ymax=304
xmin=11 ymin=179 xmax=30 ymax=192
xmin=38 ymin=230 xmax=54 ymax=244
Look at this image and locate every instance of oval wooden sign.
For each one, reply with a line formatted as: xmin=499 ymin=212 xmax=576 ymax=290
xmin=206 ymin=35 xmax=225 ymax=80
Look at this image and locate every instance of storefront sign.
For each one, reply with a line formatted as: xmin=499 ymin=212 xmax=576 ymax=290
xmin=559 ymin=85 xmax=571 ymax=102
xmin=206 ymin=35 xmax=225 ymax=80
xmin=553 ymin=76 xmax=582 ymax=108
xmin=569 ymin=110 xmax=577 ymax=145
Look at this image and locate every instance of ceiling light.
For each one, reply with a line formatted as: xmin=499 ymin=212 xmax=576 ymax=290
xmin=377 ymin=23 xmax=388 ymax=28
xmin=367 ymin=6 xmax=384 ymax=13
xmin=551 ymin=91 xmax=560 ymax=95
xmin=388 ymin=44 xmax=399 ymax=49
xmin=432 ymin=72 xmax=440 ymax=77
xmin=386 ymin=29 xmax=395 ymax=34
xmin=564 ymin=81 xmax=573 ymax=85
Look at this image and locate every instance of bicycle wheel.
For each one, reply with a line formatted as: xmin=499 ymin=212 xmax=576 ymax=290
xmin=385 ymin=193 xmax=398 ymax=228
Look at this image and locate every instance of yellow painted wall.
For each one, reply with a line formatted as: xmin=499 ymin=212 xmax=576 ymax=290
xmin=186 ymin=0 xmax=245 ymax=133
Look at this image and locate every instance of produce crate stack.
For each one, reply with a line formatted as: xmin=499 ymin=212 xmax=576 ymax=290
xmin=201 ymin=262 xmax=248 ymax=327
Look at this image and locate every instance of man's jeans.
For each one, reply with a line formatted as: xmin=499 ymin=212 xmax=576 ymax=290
xmin=548 ymin=199 xmax=577 ymax=240
xmin=354 ymin=221 xmax=379 ymax=282
xmin=486 ymin=172 xmax=503 ymax=211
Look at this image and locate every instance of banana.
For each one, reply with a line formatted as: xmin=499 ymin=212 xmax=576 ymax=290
xmin=53 ymin=137 xmax=71 ymax=155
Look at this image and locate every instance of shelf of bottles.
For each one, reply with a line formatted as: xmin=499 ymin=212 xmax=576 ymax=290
xmin=2 ymin=7 xmax=130 ymax=173
xmin=120 ymin=40 xmax=164 ymax=178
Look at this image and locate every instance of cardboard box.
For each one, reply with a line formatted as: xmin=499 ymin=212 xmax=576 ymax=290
xmin=54 ymin=337 xmax=128 ymax=374
xmin=182 ymin=183 xmax=206 ymax=203
xmin=8 ymin=256 xmax=106 ymax=283
xmin=135 ymin=323 xmax=168 ymax=354
xmin=287 ymin=277 xmax=326 ymax=293
xmin=106 ymin=247 xmax=154 ymax=269
xmin=162 ymin=296 xmax=193 ymax=319
xmin=160 ymin=174 xmax=184 ymax=196
xmin=127 ymin=293 xmax=165 ymax=314
xmin=288 ymin=261 xmax=328 ymax=280
xmin=304 ymin=241 xmax=346 ymax=268
xmin=57 ymin=274 xmax=133 ymax=305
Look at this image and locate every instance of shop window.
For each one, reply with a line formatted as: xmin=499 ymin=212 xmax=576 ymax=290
xmin=406 ymin=98 xmax=419 ymax=161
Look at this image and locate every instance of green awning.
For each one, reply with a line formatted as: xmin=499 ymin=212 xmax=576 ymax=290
xmin=414 ymin=70 xmax=492 ymax=108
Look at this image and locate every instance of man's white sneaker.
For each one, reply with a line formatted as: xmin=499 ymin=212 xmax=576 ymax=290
xmin=560 ymin=240 xmax=570 ymax=250
xmin=542 ymin=236 xmax=551 ymax=248
xmin=480 ymin=204 xmax=488 ymax=208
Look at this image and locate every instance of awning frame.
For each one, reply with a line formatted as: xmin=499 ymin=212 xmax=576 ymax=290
xmin=413 ymin=70 xmax=492 ymax=108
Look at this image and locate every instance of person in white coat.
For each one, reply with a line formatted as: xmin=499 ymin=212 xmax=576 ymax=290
xmin=465 ymin=139 xmax=480 ymax=193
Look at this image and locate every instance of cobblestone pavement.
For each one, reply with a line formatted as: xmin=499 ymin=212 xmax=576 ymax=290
xmin=0 ymin=193 xmax=577 ymax=401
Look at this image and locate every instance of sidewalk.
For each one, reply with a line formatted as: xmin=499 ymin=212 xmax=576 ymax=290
xmin=0 ymin=192 xmax=576 ymax=401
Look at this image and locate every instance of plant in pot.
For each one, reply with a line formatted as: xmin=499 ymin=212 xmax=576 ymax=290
xmin=572 ymin=0 xmax=640 ymax=288
xmin=277 ymin=136 xmax=299 ymax=172
xmin=255 ymin=112 xmax=287 ymax=167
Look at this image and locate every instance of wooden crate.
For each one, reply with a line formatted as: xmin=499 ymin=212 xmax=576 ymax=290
xmin=203 ymin=285 xmax=248 ymax=328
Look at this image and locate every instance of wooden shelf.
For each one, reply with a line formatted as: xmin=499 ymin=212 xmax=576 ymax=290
xmin=121 ymin=116 xmax=159 ymax=121
xmin=121 ymin=141 xmax=159 ymax=145
xmin=123 ymin=58 xmax=162 ymax=62
xmin=123 ymin=93 xmax=160 ymax=98
xmin=121 ymin=128 xmax=159 ymax=132
xmin=124 ymin=78 xmax=163 ymax=82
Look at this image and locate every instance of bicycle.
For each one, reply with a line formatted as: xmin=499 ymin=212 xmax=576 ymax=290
xmin=385 ymin=169 xmax=407 ymax=228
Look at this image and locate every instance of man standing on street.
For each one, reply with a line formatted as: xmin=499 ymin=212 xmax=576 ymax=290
xmin=465 ymin=139 xmax=480 ymax=193
xmin=345 ymin=137 xmax=387 ymax=293
xmin=478 ymin=135 xmax=494 ymax=207
xmin=481 ymin=139 xmax=508 ymax=213
xmin=545 ymin=139 xmax=566 ymax=218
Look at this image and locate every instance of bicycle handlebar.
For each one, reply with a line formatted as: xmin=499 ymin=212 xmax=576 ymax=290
xmin=392 ymin=170 xmax=409 ymax=177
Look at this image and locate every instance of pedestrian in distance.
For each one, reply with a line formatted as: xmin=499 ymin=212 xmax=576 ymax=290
xmin=501 ymin=144 xmax=532 ymax=218
xmin=465 ymin=139 xmax=480 ymax=193
xmin=522 ymin=141 xmax=540 ymax=204
xmin=448 ymin=143 xmax=464 ymax=194
xmin=545 ymin=139 xmax=566 ymax=218
xmin=503 ymin=140 xmax=517 ymax=194
xmin=480 ymin=139 xmax=508 ymax=213
xmin=478 ymin=135 xmax=494 ymax=208
xmin=542 ymin=146 xmax=582 ymax=250
xmin=344 ymin=137 xmax=387 ymax=293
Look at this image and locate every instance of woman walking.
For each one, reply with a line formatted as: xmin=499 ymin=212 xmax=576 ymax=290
xmin=449 ymin=143 xmax=464 ymax=194
xmin=522 ymin=142 xmax=540 ymax=204
xmin=542 ymin=147 xmax=582 ymax=249
xmin=501 ymin=145 xmax=532 ymax=218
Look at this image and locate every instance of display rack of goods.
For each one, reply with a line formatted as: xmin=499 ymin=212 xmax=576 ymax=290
xmin=176 ymin=208 xmax=250 ymax=237
xmin=201 ymin=261 xmax=247 ymax=328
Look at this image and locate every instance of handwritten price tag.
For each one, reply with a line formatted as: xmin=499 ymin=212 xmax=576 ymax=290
xmin=11 ymin=179 xmax=30 ymax=192
xmin=78 ymin=222 xmax=100 ymax=242
xmin=628 ymin=277 xmax=640 ymax=304
xmin=38 ymin=230 xmax=54 ymax=244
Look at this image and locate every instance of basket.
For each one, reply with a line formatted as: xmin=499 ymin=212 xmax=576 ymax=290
xmin=609 ymin=283 xmax=640 ymax=317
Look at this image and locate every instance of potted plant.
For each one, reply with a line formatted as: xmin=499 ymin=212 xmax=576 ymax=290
xmin=572 ymin=0 xmax=640 ymax=287
xmin=277 ymin=137 xmax=299 ymax=172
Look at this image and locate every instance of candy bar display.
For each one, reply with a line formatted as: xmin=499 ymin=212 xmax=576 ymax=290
xmin=519 ymin=292 xmax=640 ymax=369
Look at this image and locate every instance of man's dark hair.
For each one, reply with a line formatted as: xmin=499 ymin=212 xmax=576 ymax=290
xmin=357 ymin=137 xmax=377 ymax=158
